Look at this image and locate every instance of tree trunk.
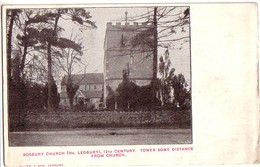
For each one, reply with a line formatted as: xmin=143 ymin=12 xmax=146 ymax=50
xmin=47 ymin=42 xmax=53 ymax=112
xmin=47 ymin=12 xmax=60 ymax=112
xmin=7 ymin=10 xmax=16 ymax=85
xmin=67 ymin=75 xmax=74 ymax=109
xmin=20 ymin=43 xmax=28 ymax=81
xmin=69 ymin=95 xmax=74 ymax=109
xmin=151 ymin=7 xmax=158 ymax=106
xmin=153 ymin=7 xmax=158 ymax=81
xmin=19 ymin=22 xmax=29 ymax=81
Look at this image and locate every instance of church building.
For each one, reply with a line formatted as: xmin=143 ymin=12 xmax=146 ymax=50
xmin=60 ymin=73 xmax=104 ymax=109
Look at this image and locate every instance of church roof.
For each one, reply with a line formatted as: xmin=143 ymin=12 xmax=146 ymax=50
xmin=60 ymin=90 xmax=103 ymax=99
xmin=61 ymin=73 xmax=104 ymax=86
xmin=80 ymin=90 xmax=103 ymax=99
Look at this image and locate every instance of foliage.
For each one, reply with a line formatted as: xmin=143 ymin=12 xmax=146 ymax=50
xmin=66 ymin=76 xmax=79 ymax=109
xmin=158 ymin=49 xmax=173 ymax=105
xmin=6 ymin=8 xmax=97 ymax=112
xmin=116 ymin=80 xmax=139 ymax=110
xmin=105 ymin=60 xmax=190 ymax=111
xmin=106 ymin=85 xmax=116 ymax=109
xmin=169 ymin=73 xmax=191 ymax=110
xmin=8 ymin=80 xmax=28 ymax=113
xmin=26 ymin=83 xmax=45 ymax=110
xmin=8 ymin=79 xmax=60 ymax=114
xmin=112 ymin=81 xmax=160 ymax=110
xmin=43 ymin=76 xmax=60 ymax=110
xmin=136 ymin=84 xmax=155 ymax=110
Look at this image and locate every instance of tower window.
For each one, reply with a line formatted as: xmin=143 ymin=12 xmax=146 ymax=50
xmin=106 ymin=62 xmax=109 ymax=70
xmin=121 ymin=34 xmax=125 ymax=47
xmin=130 ymin=56 xmax=134 ymax=64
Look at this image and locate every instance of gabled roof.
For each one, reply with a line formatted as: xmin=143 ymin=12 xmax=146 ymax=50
xmin=61 ymin=73 xmax=104 ymax=86
xmin=60 ymin=92 xmax=68 ymax=98
xmin=81 ymin=90 xmax=103 ymax=98
xmin=60 ymin=90 xmax=103 ymax=99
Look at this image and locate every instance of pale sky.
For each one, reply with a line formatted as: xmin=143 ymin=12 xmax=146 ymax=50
xmin=59 ymin=7 xmax=191 ymax=86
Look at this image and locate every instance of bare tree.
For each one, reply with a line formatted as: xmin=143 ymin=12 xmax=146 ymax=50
xmin=54 ymin=32 xmax=85 ymax=109
xmin=44 ymin=8 xmax=96 ymax=112
xmin=129 ymin=7 xmax=190 ymax=104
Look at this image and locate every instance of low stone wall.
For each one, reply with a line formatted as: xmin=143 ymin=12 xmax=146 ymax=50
xmin=9 ymin=110 xmax=191 ymax=131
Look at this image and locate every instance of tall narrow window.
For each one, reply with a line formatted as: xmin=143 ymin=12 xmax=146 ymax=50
xmin=130 ymin=56 xmax=134 ymax=64
xmin=79 ymin=85 xmax=84 ymax=90
xmin=62 ymin=86 xmax=66 ymax=91
xmin=106 ymin=62 xmax=109 ymax=71
xmin=120 ymin=34 xmax=125 ymax=47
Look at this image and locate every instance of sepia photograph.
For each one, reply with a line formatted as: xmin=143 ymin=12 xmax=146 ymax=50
xmin=5 ymin=6 xmax=192 ymax=147
xmin=2 ymin=2 xmax=259 ymax=166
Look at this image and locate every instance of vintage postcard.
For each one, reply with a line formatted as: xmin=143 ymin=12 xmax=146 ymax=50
xmin=1 ymin=3 xmax=259 ymax=166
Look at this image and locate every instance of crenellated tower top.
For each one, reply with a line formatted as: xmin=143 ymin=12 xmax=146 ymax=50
xmin=106 ymin=21 xmax=152 ymax=31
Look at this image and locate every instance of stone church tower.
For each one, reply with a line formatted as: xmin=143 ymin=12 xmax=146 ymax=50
xmin=103 ymin=20 xmax=154 ymax=107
